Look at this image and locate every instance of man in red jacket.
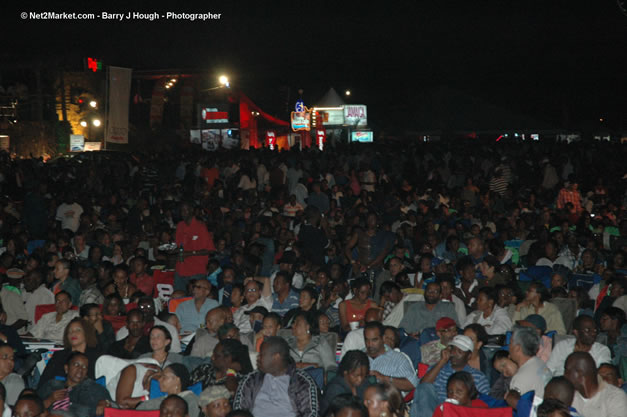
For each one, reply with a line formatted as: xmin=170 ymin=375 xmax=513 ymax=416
xmin=174 ymin=202 xmax=215 ymax=292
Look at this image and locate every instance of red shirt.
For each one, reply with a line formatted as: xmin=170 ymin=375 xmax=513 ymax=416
xmin=175 ymin=217 xmax=215 ymax=276
xmin=130 ymin=273 xmax=154 ymax=296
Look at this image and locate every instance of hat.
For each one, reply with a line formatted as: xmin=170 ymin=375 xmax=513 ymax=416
xmin=244 ymin=306 xmax=269 ymax=316
xmin=6 ymin=268 xmax=24 ymax=279
xmin=279 ymin=251 xmax=297 ymax=264
xmin=522 ymin=314 xmax=547 ymax=333
xmin=448 ymin=335 xmax=474 ymax=352
xmin=198 ymin=385 xmax=231 ymax=407
xmin=436 ymin=317 xmax=457 ymax=331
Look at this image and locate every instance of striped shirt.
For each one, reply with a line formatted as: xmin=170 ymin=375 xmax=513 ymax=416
xmin=432 ymin=363 xmax=490 ymax=402
xmin=370 ymin=349 xmax=419 ymax=388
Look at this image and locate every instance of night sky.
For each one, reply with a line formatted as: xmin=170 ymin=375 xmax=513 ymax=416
xmin=3 ymin=0 xmax=627 ymax=131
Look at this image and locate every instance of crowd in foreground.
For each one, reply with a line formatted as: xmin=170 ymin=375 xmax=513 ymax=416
xmin=0 ymin=140 xmax=625 ymax=417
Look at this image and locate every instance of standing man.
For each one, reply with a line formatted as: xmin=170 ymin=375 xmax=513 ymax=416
xmin=176 ymin=279 xmax=218 ymax=332
xmin=52 ymin=259 xmax=81 ymax=306
xmin=174 ymin=202 xmax=215 ymax=292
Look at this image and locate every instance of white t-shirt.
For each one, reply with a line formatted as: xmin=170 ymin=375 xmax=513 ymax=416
xmin=55 ymin=202 xmax=83 ymax=232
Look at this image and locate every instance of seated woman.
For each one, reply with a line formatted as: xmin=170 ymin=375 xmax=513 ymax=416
xmin=198 ymin=385 xmax=231 ymax=417
xmin=490 ymin=350 xmax=518 ymax=399
xmin=115 ymin=325 xmax=184 ymax=409
xmin=80 ymin=303 xmax=115 ymax=353
xmin=339 ymin=278 xmax=375 ymax=333
xmin=191 ymin=339 xmax=253 ymax=393
xmin=286 ymin=311 xmax=337 ymax=372
xmin=282 ymin=286 xmax=319 ymax=328
xmin=462 ymin=324 xmax=490 ymax=377
xmin=137 ymin=325 xmax=184 ymax=368
xmin=38 ymin=318 xmax=101 ymax=388
xmin=432 ymin=371 xmax=488 ymax=417
xmin=37 ymin=351 xmax=111 ymax=417
xmin=137 ymin=363 xmax=199 ymax=417
xmin=463 ymin=287 xmax=513 ymax=335
xmin=321 ymin=350 xmax=370 ymax=416
xmin=363 ymin=382 xmax=406 ymax=417
xmin=103 ymin=293 xmax=127 ymax=317
xmin=0 ymin=342 xmax=23 ymax=406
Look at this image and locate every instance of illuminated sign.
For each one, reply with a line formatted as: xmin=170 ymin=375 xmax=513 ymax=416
xmin=316 ymin=108 xmax=344 ymax=125
xmin=201 ymin=108 xmax=229 ymax=123
xmin=70 ymin=134 xmax=85 ymax=152
xmin=295 ymin=100 xmax=305 ymax=112
xmin=316 ymin=129 xmax=326 ymax=151
xmin=291 ymin=111 xmax=311 ymax=131
xmin=351 ymin=131 xmax=373 ymax=143
xmin=87 ymin=57 xmax=103 ymax=72
xmin=266 ymin=131 xmax=276 ymax=150
xmin=344 ymin=105 xmax=367 ymax=126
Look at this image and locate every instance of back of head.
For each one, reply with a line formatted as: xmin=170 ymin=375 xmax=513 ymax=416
xmin=511 ymin=325 xmax=540 ymax=357
xmin=565 ymin=351 xmax=596 ymax=380
xmin=536 ymin=399 xmax=571 ymax=417
xmin=262 ymin=336 xmax=291 ymax=369
xmin=368 ymin=383 xmax=405 ymax=417
xmin=544 ymin=376 xmax=575 ymax=406
xmin=338 ymin=350 xmax=370 ymax=376
xmin=324 ymin=393 xmax=368 ymax=417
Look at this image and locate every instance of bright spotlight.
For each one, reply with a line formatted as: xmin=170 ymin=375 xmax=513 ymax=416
xmin=219 ymin=75 xmax=229 ymax=85
xmin=89 ymin=100 xmax=97 ymax=108
xmin=92 ymin=119 xmax=101 ymax=127
xmin=80 ymin=120 xmax=88 ymax=127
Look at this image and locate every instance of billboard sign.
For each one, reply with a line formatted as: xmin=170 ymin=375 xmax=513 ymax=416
xmin=201 ymin=107 xmax=229 ymax=123
xmin=344 ymin=105 xmax=367 ymax=127
xmin=351 ymin=131 xmax=373 ymax=143
xmin=70 ymin=134 xmax=85 ymax=152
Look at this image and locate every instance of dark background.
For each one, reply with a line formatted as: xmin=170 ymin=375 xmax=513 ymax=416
xmin=2 ymin=0 xmax=626 ymax=131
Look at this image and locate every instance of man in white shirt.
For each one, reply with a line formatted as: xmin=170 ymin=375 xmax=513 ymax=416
xmin=22 ymin=270 xmax=54 ymax=332
xmin=547 ymin=315 xmax=611 ymax=376
xmin=565 ymin=351 xmax=627 ymax=417
xmin=55 ymin=194 xmax=83 ymax=233
xmin=506 ymin=325 xmax=552 ymax=408
xmin=234 ymin=278 xmax=272 ymax=334
xmin=27 ymin=291 xmax=78 ymax=342
xmin=0 ymin=269 xmax=29 ymax=332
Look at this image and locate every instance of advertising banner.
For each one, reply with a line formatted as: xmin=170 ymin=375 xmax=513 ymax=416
xmin=84 ymin=142 xmax=101 ymax=151
xmin=105 ymin=66 xmax=132 ymax=143
xmin=266 ymin=130 xmax=276 ymax=150
xmin=351 ymin=131 xmax=374 ymax=142
xmin=69 ymin=134 xmax=85 ymax=152
xmin=344 ymin=105 xmax=368 ymax=127
xmin=201 ymin=129 xmax=221 ymax=151
xmin=319 ymin=109 xmax=345 ymax=125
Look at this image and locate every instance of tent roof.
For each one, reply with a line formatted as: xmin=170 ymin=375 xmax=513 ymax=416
xmin=315 ymin=87 xmax=346 ymax=107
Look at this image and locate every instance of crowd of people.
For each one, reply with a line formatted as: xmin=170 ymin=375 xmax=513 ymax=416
xmin=0 ymin=139 xmax=625 ymax=417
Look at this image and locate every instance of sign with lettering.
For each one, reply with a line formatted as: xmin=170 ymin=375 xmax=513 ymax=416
xmin=70 ymin=134 xmax=85 ymax=152
xmin=291 ymin=111 xmax=311 ymax=131
xmin=344 ymin=105 xmax=367 ymax=127
xmin=201 ymin=108 xmax=229 ymax=123
xmin=266 ymin=130 xmax=276 ymax=150
xmin=316 ymin=129 xmax=326 ymax=151
xmin=318 ymin=109 xmax=344 ymax=126
xmin=351 ymin=131 xmax=374 ymax=143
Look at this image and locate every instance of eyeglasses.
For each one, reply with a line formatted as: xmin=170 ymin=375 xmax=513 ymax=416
xmin=0 ymin=354 xmax=14 ymax=361
xmin=247 ymin=288 xmax=258 ymax=292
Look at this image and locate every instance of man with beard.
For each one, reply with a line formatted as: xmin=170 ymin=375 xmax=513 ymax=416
xmin=399 ymin=282 xmax=459 ymax=336
xmin=364 ymin=321 xmax=418 ymax=393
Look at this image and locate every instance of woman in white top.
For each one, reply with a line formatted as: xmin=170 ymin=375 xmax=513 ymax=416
xmin=463 ymin=287 xmax=512 ymax=335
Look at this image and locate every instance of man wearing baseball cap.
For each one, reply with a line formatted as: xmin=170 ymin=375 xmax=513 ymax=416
xmin=420 ymin=317 xmax=457 ymax=366
xmin=411 ymin=334 xmax=490 ymax=417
